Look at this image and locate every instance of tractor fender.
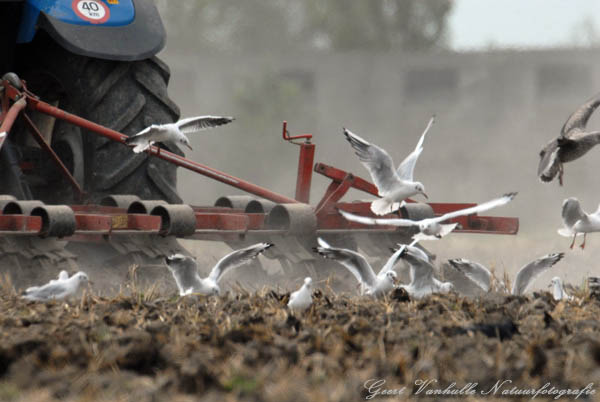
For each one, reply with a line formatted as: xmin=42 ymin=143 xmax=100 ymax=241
xmin=17 ymin=0 xmax=165 ymax=61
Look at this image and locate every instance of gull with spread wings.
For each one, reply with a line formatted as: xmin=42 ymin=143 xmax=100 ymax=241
xmin=538 ymin=93 xmax=600 ymax=185
xmin=393 ymin=244 xmax=453 ymax=298
xmin=313 ymin=238 xmax=402 ymax=297
xmin=165 ymin=243 xmax=272 ymax=296
xmin=343 ymin=116 xmax=434 ymax=215
xmin=339 ymin=192 xmax=517 ymax=242
xmin=447 ymin=253 xmax=564 ymax=295
xmin=126 ymin=115 xmax=234 ymax=153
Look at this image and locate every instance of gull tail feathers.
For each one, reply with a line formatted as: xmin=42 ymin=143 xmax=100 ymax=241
xmin=557 ymin=228 xmax=582 ymax=237
xmin=371 ymin=198 xmax=393 ymax=216
xmin=132 ymin=142 xmax=152 ymax=153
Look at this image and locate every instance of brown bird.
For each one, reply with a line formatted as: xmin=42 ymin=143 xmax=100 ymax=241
xmin=538 ymin=93 xmax=600 ymax=185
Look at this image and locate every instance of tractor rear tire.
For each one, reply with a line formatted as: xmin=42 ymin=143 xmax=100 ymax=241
xmin=17 ymin=33 xmax=183 ymax=204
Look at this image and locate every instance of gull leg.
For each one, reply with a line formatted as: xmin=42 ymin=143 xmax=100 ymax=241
xmin=580 ymin=233 xmax=587 ymax=250
xmin=570 ymin=234 xmax=577 ymax=249
xmin=558 ymin=163 xmax=564 ymax=186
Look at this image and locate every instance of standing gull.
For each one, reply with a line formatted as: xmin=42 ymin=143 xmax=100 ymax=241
xmin=126 ymin=115 xmax=234 ymax=153
xmin=343 ymin=116 xmax=434 ymax=215
xmin=549 ymin=277 xmax=573 ymax=302
xmin=339 ymin=192 xmax=516 ymax=242
xmin=393 ymin=244 xmax=453 ymax=298
xmin=288 ymin=277 xmax=313 ymax=312
xmin=165 ymin=243 xmax=273 ymax=296
xmin=538 ymin=92 xmax=600 ymax=185
xmin=558 ymin=197 xmax=600 ymax=249
xmin=313 ymin=238 xmax=401 ymax=297
xmin=23 ymin=272 xmax=89 ymax=302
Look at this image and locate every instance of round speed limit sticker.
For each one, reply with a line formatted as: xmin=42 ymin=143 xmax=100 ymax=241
xmin=72 ymin=0 xmax=110 ymax=24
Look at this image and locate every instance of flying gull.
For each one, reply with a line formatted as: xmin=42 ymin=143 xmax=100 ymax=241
xmin=23 ymin=272 xmax=89 ymax=302
xmin=287 ymin=277 xmax=313 ymax=312
xmin=165 ymin=243 xmax=273 ymax=296
xmin=538 ymin=92 xmax=600 ymax=185
xmin=558 ymin=197 xmax=600 ymax=249
xmin=313 ymin=237 xmax=401 ymax=297
xmin=126 ymin=115 xmax=234 ymax=153
xmin=343 ymin=116 xmax=434 ymax=215
xmin=339 ymin=192 xmax=516 ymax=242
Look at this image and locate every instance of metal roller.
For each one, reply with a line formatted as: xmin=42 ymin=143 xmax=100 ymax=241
xmin=99 ymin=195 xmax=141 ymax=209
xmin=245 ymin=199 xmax=277 ymax=213
xmin=30 ymin=205 xmax=76 ymax=238
xmin=0 ymin=195 xmax=17 ymax=213
xmin=400 ymin=202 xmax=434 ymax=221
xmin=3 ymin=200 xmax=45 ymax=215
xmin=214 ymin=195 xmax=256 ymax=210
xmin=266 ymin=203 xmax=316 ymax=235
xmin=150 ymin=204 xmax=196 ymax=237
xmin=127 ymin=200 xmax=168 ymax=214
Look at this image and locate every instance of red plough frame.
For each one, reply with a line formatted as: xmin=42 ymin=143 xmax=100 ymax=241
xmin=0 ymin=76 xmax=518 ymax=240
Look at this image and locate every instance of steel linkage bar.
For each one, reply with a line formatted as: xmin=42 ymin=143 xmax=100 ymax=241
xmin=22 ymin=113 xmax=85 ymax=201
xmin=27 ymin=96 xmax=299 ymax=205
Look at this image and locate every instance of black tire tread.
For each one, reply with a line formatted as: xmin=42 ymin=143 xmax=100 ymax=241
xmin=19 ymin=35 xmax=183 ymax=203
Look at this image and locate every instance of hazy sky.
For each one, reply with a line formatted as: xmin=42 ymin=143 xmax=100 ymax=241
xmin=449 ymin=0 xmax=600 ymax=50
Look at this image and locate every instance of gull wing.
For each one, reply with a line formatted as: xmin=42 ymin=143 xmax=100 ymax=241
xmin=166 ymin=255 xmax=202 ymax=294
xmin=208 ymin=243 xmax=272 ymax=283
xmin=176 ymin=116 xmax=234 ymax=135
xmin=379 ymin=239 xmax=419 ymax=277
xmin=432 ymin=192 xmax=517 ymax=223
xmin=338 ymin=209 xmax=419 ymax=227
xmin=512 ymin=253 xmax=564 ymax=295
xmin=23 ymin=282 xmax=68 ymax=301
xmin=560 ymin=92 xmax=600 ymax=136
xmin=561 ymin=198 xmax=586 ymax=232
xmin=448 ymin=258 xmax=491 ymax=292
xmin=396 ymin=116 xmax=435 ymax=181
xmin=313 ymin=237 xmax=377 ymax=287
xmin=343 ymin=128 xmax=400 ymax=196
xmin=400 ymin=246 xmax=436 ymax=284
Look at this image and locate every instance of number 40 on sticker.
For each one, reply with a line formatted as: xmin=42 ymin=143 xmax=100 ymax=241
xmin=72 ymin=0 xmax=110 ymax=24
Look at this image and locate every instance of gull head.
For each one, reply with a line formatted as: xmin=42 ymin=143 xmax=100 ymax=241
xmin=179 ymin=136 xmax=193 ymax=151
xmin=550 ymin=276 xmax=562 ymax=287
xmin=385 ymin=271 xmax=398 ymax=285
xmin=414 ymin=182 xmax=428 ymax=200
xmin=72 ymin=272 xmax=89 ymax=287
xmin=304 ymin=277 xmax=313 ymax=288
xmin=165 ymin=253 xmax=191 ymax=269
xmin=421 ymin=221 xmax=441 ymax=236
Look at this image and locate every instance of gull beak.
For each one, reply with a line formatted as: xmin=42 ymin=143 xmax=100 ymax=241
xmin=420 ymin=192 xmax=429 ymax=200
xmin=547 ymin=283 xmax=552 ymax=288
xmin=88 ymin=280 xmax=95 ymax=286
xmin=186 ymin=143 xmax=193 ymax=151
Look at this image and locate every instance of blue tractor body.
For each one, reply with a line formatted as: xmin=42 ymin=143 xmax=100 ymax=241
xmin=3 ymin=0 xmax=165 ymax=62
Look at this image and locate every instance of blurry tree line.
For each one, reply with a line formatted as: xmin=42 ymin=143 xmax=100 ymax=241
xmin=155 ymin=0 xmax=453 ymax=53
